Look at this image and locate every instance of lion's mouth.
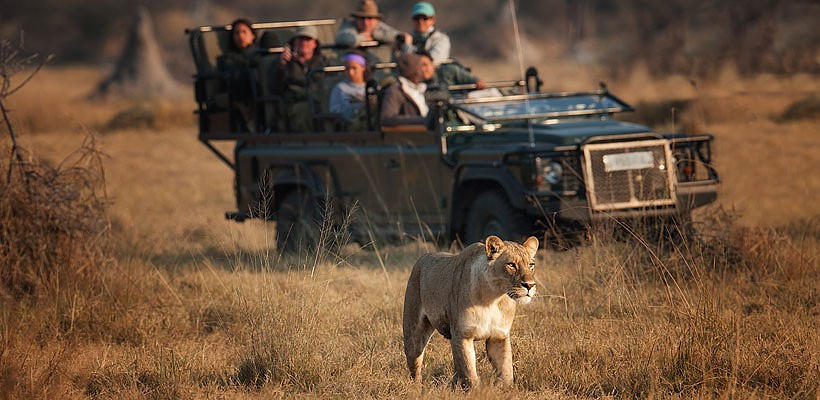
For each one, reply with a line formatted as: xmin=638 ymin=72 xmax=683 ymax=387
xmin=507 ymin=290 xmax=534 ymax=304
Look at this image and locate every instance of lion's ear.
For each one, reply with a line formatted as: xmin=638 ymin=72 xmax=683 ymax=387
xmin=485 ymin=235 xmax=506 ymax=260
xmin=523 ymin=236 xmax=539 ymax=258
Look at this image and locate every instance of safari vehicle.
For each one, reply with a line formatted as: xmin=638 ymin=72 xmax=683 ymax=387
xmin=187 ymin=19 xmax=719 ymax=250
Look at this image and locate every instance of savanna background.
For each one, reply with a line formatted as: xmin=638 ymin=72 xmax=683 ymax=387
xmin=1 ymin=0 xmax=819 ymax=398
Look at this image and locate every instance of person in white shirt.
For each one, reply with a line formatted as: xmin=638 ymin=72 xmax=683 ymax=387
xmin=380 ymin=53 xmax=428 ymax=126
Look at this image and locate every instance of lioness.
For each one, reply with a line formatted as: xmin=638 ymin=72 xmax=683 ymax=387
xmin=402 ymin=235 xmax=538 ymax=389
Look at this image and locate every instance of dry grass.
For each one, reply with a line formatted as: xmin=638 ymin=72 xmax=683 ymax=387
xmin=2 ymin=66 xmax=819 ymax=398
xmin=7 ymin=66 xmax=194 ymax=135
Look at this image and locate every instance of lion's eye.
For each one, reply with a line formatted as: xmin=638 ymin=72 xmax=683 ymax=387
xmin=529 ymin=262 xmax=535 ymax=272
xmin=505 ymin=262 xmax=516 ymax=272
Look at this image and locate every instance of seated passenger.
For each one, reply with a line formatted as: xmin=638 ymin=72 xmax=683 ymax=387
xmin=270 ymin=26 xmax=327 ymax=131
xmin=417 ymin=50 xmax=485 ymax=89
xmin=216 ymin=18 xmax=258 ymax=131
xmin=335 ymin=0 xmax=401 ymax=48
xmin=398 ymin=2 xmax=451 ymax=65
xmin=329 ymin=51 xmax=374 ymax=129
xmin=380 ymin=53 xmax=428 ymax=127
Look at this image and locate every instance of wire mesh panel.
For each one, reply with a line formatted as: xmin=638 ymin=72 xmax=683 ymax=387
xmin=583 ymin=140 xmax=677 ymax=211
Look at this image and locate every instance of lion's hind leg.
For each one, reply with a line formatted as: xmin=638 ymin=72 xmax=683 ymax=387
xmin=404 ymin=315 xmax=434 ymax=381
xmin=403 ymin=264 xmax=434 ymax=381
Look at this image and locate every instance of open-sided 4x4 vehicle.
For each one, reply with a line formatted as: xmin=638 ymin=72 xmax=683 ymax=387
xmin=187 ymin=19 xmax=719 ymax=250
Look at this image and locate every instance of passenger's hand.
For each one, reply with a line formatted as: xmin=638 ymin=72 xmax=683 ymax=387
xmin=401 ymin=33 xmax=412 ymax=46
xmin=475 ymin=79 xmax=486 ymax=90
xmin=281 ymin=44 xmax=292 ymax=64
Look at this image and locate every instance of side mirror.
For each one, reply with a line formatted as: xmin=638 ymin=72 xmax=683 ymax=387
xmin=525 ymin=67 xmax=542 ymax=94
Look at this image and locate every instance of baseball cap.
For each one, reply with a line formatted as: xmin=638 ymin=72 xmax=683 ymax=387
xmin=412 ymin=2 xmax=435 ymax=17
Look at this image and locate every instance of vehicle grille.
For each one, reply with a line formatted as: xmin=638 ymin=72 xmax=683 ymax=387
xmin=582 ymin=139 xmax=677 ymax=211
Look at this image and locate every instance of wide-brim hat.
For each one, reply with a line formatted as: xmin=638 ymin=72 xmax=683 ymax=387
xmin=351 ymin=0 xmax=383 ymax=18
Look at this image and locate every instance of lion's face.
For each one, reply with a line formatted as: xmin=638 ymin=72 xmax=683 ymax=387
xmin=485 ymin=236 xmax=538 ymax=305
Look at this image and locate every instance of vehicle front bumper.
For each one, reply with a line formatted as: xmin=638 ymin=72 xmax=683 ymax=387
xmin=529 ymin=180 xmax=719 ymax=222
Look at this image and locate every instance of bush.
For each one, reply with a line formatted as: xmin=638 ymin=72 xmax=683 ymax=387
xmin=779 ymin=94 xmax=820 ymax=122
xmin=0 ymin=136 xmax=110 ymax=297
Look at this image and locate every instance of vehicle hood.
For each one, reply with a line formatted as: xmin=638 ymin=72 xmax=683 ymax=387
xmin=451 ymin=119 xmax=651 ymax=148
xmin=518 ymin=119 xmax=651 ymax=146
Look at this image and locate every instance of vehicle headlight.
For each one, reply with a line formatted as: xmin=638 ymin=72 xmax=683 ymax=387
xmin=543 ymin=161 xmax=563 ymax=185
xmin=534 ymin=157 xmax=563 ymax=191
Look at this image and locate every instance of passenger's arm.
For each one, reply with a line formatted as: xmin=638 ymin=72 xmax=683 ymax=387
xmin=428 ymin=32 xmax=451 ymax=65
xmin=374 ymin=21 xmax=401 ymax=43
xmin=335 ymin=19 xmax=363 ymax=48
xmin=329 ymin=85 xmax=354 ymax=120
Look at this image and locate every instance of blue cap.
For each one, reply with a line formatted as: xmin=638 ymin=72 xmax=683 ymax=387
xmin=412 ymin=2 xmax=435 ymax=17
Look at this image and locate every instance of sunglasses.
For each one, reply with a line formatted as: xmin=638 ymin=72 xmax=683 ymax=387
xmin=412 ymin=15 xmax=432 ymax=21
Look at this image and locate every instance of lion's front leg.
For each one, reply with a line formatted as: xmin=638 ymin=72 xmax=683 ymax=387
xmin=450 ymin=337 xmax=479 ymax=389
xmin=486 ymin=337 xmax=513 ymax=385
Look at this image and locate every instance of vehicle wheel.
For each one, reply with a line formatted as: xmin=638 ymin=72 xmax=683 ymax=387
xmin=276 ymin=190 xmax=320 ymax=253
xmin=622 ymin=213 xmax=694 ymax=248
xmin=463 ymin=191 xmax=531 ymax=245
xmin=653 ymin=213 xmax=694 ymax=246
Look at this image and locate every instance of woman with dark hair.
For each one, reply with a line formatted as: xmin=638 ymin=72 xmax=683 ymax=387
xmin=217 ymin=18 xmax=258 ymax=131
xmin=379 ymin=53 xmax=428 ymax=126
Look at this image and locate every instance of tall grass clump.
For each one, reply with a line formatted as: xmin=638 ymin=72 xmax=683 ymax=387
xmin=0 ymin=39 xmax=113 ymax=398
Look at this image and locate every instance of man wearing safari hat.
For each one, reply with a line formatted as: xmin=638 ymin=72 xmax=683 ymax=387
xmin=399 ymin=1 xmax=451 ymax=65
xmin=336 ymin=0 xmax=401 ymax=47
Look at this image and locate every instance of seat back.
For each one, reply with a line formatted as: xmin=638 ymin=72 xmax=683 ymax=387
xmin=253 ymin=31 xmax=288 ymax=132
xmin=307 ymin=67 xmax=346 ymax=131
xmin=188 ymin=19 xmax=343 ymax=133
xmin=189 ymin=26 xmax=239 ymax=132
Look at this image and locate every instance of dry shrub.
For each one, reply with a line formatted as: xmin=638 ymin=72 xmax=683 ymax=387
xmin=515 ymin=210 xmax=819 ymax=398
xmin=0 ymin=135 xmax=110 ymax=297
xmin=779 ymin=93 xmax=820 ymax=122
xmin=103 ymin=100 xmax=194 ymax=132
xmin=691 ymin=208 xmax=816 ymax=280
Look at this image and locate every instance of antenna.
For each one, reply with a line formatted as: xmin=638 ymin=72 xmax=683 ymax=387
xmin=509 ymin=0 xmax=526 ymax=83
xmin=508 ymin=0 xmax=536 ymax=148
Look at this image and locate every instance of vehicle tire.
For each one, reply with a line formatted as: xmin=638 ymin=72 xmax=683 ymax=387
xmin=654 ymin=213 xmax=694 ymax=246
xmin=276 ymin=190 xmax=320 ymax=253
xmin=463 ymin=191 xmax=531 ymax=245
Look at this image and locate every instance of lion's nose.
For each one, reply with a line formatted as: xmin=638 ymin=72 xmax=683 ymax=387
xmin=521 ymin=281 xmax=535 ymax=291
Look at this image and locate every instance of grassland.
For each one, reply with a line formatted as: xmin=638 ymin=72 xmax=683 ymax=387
xmin=2 ymin=65 xmax=819 ymax=399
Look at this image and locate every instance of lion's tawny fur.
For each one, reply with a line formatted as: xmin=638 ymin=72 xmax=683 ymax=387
xmin=402 ymin=235 xmax=538 ymax=389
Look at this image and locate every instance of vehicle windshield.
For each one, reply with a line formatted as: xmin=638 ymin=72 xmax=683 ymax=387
xmin=452 ymin=92 xmax=631 ymax=122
